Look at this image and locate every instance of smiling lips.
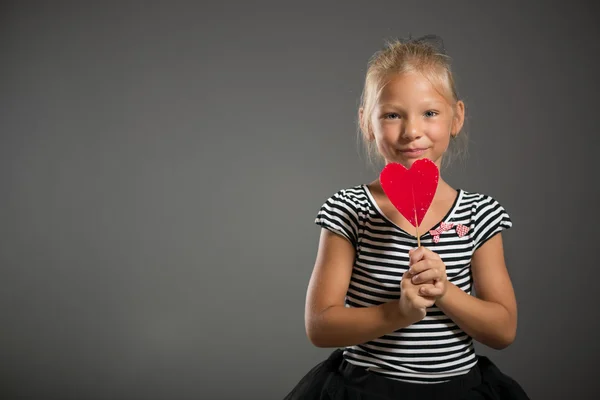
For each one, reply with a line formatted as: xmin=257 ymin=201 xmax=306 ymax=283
xmin=399 ymin=148 xmax=427 ymax=158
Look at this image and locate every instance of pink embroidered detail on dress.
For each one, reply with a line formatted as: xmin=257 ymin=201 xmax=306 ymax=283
xmin=429 ymin=223 xmax=470 ymax=243
xmin=456 ymin=224 xmax=470 ymax=237
xmin=429 ymin=222 xmax=454 ymax=243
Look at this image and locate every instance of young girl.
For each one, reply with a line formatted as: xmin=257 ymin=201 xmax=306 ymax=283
xmin=284 ymin=35 xmax=530 ymax=400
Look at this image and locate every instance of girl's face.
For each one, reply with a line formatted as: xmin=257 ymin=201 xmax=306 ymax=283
xmin=367 ymin=71 xmax=464 ymax=170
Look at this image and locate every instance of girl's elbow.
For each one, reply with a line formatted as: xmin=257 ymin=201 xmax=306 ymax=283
xmin=492 ymin=306 xmax=517 ymax=349
xmin=503 ymin=314 xmax=518 ymax=347
xmin=490 ymin=336 xmax=514 ymax=350
xmin=305 ymin=305 xmax=337 ymax=348
xmin=490 ymin=326 xmax=517 ymax=350
xmin=305 ymin=327 xmax=331 ymax=348
xmin=307 ymin=334 xmax=328 ymax=348
xmin=305 ymin=325 xmax=321 ymax=347
xmin=504 ymin=325 xmax=517 ymax=348
xmin=305 ymin=317 xmax=327 ymax=348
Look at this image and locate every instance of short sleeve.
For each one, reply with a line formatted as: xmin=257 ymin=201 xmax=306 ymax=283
xmin=314 ymin=189 xmax=359 ymax=247
xmin=472 ymin=195 xmax=512 ymax=251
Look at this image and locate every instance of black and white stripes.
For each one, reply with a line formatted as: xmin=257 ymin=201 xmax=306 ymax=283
xmin=314 ymin=185 xmax=512 ymax=383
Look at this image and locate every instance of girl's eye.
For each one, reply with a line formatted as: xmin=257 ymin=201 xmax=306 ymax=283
xmin=424 ymin=111 xmax=439 ymax=117
xmin=384 ymin=113 xmax=400 ymax=119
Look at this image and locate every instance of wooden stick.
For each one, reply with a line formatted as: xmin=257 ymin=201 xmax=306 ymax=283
xmin=414 ymin=207 xmax=420 ymax=248
xmin=411 ymin=187 xmax=421 ymax=248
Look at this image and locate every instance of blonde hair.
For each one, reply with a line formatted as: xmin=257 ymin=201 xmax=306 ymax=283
xmin=358 ymin=35 xmax=468 ymax=170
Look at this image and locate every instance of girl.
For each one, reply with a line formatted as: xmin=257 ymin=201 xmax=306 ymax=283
xmin=284 ymin=35 xmax=530 ymax=400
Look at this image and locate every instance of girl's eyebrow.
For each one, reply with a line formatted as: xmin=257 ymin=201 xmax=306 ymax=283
xmin=378 ymin=100 xmax=445 ymax=108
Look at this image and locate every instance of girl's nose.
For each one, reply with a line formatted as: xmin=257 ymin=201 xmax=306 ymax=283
xmin=401 ymin=119 xmax=422 ymax=140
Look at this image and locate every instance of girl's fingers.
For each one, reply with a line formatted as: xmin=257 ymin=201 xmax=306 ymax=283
xmin=412 ymin=269 xmax=441 ymax=284
xmin=418 ymin=283 xmax=442 ymax=296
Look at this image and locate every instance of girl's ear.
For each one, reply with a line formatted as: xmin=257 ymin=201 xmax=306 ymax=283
xmin=359 ymin=108 xmax=375 ymax=141
xmin=451 ymin=101 xmax=465 ymax=137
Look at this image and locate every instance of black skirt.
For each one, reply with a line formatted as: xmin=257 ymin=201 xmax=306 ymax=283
xmin=283 ymin=349 xmax=530 ymax=400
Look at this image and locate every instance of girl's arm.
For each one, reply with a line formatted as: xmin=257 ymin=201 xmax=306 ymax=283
xmin=304 ymin=229 xmax=417 ymax=348
xmin=434 ymin=233 xmax=518 ymax=349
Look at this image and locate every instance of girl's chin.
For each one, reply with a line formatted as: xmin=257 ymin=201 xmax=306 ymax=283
xmin=387 ymin=157 xmax=421 ymax=167
xmin=386 ymin=156 xmax=439 ymax=169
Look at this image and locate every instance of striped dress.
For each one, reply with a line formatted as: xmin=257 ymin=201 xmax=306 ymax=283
xmin=314 ymin=184 xmax=512 ymax=384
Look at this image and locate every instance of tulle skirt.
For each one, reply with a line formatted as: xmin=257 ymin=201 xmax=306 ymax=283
xmin=283 ymin=349 xmax=530 ymax=400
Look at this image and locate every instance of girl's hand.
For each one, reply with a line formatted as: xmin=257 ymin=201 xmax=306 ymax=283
xmin=408 ymin=247 xmax=448 ymax=301
xmin=398 ymin=268 xmax=440 ymax=324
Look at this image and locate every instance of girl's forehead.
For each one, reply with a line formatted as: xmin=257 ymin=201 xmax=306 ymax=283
xmin=376 ymin=72 xmax=450 ymax=105
xmin=383 ymin=73 xmax=436 ymax=93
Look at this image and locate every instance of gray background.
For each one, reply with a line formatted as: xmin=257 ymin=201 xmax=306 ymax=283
xmin=1 ymin=1 xmax=598 ymax=399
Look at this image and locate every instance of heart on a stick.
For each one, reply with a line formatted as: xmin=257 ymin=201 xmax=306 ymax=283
xmin=379 ymin=159 xmax=439 ymax=244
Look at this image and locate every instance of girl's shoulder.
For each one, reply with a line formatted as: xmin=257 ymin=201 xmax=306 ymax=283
xmin=318 ymin=184 xmax=372 ymax=211
xmin=457 ymin=189 xmax=512 ymax=216
xmin=457 ymin=189 xmax=513 ymax=250
xmin=313 ymin=184 xmax=372 ymax=248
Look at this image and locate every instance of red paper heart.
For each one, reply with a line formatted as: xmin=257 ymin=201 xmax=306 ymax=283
xmin=379 ymin=159 xmax=439 ymax=228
